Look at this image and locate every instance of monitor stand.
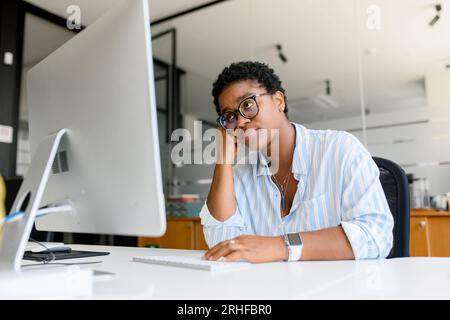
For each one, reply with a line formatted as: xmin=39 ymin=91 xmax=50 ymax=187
xmin=0 ymin=129 xmax=108 ymax=274
xmin=0 ymin=129 xmax=68 ymax=273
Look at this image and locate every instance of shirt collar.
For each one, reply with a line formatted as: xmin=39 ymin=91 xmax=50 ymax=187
xmin=256 ymin=122 xmax=310 ymax=177
xmin=256 ymin=152 xmax=271 ymax=176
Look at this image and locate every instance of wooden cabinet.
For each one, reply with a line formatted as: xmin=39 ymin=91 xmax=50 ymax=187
xmin=410 ymin=209 xmax=450 ymax=257
xmin=138 ymin=218 xmax=209 ymax=250
xmin=410 ymin=216 xmax=430 ymax=256
xmin=194 ymin=219 xmax=209 ymax=250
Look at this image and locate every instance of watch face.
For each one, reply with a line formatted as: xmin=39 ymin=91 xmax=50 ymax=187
xmin=287 ymin=233 xmax=302 ymax=246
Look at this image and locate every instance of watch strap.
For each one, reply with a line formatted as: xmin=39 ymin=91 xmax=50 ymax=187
xmin=285 ymin=233 xmax=303 ymax=261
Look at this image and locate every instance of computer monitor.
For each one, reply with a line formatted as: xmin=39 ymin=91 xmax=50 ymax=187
xmin=0 ymin=0 xmax=166 ymax=273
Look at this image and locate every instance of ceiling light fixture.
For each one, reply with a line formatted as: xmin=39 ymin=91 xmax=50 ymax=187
xmin=290 ymin=79 xmax=339 ymax=110
xmin=325 ymin=79 xmax=331 ymax=95
xmin=276 ymin=44 xmax=288 ymax=63
xmin=314 ymin=80 xmax=338 ymax=109
xmin=429 ymin=4 xmax=442 ymax=26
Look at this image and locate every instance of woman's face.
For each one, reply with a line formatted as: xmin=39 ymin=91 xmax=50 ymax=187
xmin=218 ymin=79 xmax=286 ymax=150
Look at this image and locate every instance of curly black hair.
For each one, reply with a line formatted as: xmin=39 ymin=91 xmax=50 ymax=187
xmin=212 ymin=61 xmax=288 ymax=116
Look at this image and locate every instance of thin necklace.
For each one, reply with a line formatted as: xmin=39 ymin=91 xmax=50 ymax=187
xmin=272 ymin=123 xmax=297 ymax=212
xmin=272 ymin=166 xmax=292 ymax=212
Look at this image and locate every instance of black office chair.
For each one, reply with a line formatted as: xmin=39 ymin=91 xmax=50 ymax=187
xmin=372 ymin=157 xmax=410 ymax=258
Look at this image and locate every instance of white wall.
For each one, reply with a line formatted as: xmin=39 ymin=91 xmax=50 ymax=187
xmin=426 ymin=71 xmax=450 ymax=108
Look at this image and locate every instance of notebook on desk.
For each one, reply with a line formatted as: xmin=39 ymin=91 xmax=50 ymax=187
xmin=23 ymin=250 xmax=110 ymax=262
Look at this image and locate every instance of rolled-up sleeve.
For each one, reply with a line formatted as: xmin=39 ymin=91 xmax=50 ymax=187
xmin=199 ymin=202 xmax=248 ymax=248
xmin=340 ymin=137 xmax=394 ymax=259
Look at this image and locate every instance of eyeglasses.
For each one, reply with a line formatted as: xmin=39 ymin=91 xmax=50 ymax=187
xmin=217 ymin=93 xmax=272 ymax=130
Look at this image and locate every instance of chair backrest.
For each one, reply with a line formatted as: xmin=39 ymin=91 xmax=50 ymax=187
xmin=372 ymin=157 xmax=410 ymax=258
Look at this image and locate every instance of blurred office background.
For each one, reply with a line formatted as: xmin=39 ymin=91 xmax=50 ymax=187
xmin=1 ymin=0 xmax=449 ymax=251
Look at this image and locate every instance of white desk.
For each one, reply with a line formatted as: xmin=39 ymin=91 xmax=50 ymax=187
xmin=17 ymin=245 xmax=450 ymax=299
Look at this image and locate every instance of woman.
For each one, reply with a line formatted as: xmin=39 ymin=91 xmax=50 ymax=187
xmin=200 ymin=61 xmax=393 ymax=263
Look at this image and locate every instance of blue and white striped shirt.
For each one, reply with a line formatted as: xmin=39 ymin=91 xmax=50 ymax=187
xmin=200 ymin=122 xmax=394 ymax=259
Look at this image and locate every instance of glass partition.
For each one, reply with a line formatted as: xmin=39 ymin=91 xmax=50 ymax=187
xmin=358 ymin=0 xmax=450 ymax=206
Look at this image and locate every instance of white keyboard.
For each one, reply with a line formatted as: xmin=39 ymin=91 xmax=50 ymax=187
xmin=132 ymin=255 xmax=251 ymax=272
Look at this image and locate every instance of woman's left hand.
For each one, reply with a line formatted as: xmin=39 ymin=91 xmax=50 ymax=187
xmin=202 ymin=235 xmax=287 ymax=263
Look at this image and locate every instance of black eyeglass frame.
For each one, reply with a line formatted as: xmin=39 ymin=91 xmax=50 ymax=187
xmin=216 ymin=93 xmax=273 ymax=129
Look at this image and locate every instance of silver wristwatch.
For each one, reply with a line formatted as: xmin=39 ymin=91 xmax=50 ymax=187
xmin=282 ymin=233 xmax=303 ymax=261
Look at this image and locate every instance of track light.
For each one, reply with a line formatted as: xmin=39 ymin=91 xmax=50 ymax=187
xmin=325 ymin=79 xmax=331 ymax=95
xmin=429 ymin=14 xmax=440 ymax=26
xmin=276 ymin=44 xmax=288 ymax=63
xmin=429 ymin=4 xmax=442 ymax=26
xmin=316 ymin=79 xmax=338 ymax=109
xmin=289 ymin=79 xmax=339 ymax=110
xmin=312 ymin=79 xmax=338 ymax=109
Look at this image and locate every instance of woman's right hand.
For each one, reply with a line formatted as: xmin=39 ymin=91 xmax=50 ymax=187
xmin=207 ymin=128 xmax=240 ymax=221
xmin=216 ymin=128 xmax=240 ymax=165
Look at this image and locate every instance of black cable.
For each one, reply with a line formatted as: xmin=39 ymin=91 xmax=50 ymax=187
xmin=28 ymin=237 xmax=56 ymax=263
xmin=25 ymin=238 xmax=103 ymax=268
